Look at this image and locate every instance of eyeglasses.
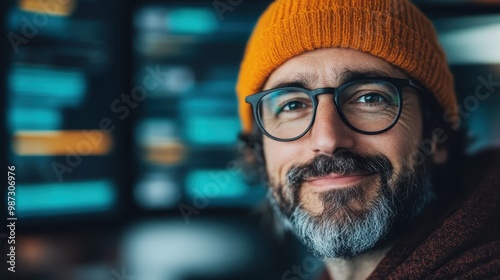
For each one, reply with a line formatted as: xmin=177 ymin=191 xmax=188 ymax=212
xmin=245 ymin=77 xmax=423 ymax=142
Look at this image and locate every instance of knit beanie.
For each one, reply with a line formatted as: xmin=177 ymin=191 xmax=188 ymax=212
xmin=236 ymin=0 xmax=458 ymax=133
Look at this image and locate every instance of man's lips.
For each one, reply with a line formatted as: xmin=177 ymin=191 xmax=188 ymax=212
xmin=304 ymin=172 xmax=376 ymax=189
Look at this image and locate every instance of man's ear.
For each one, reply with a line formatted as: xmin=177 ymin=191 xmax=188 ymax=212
xmin=431 ymin=137 xmax=448 ymax=164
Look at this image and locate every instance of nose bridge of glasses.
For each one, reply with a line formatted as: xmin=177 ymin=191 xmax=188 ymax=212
xmin=306 ymin=91 xmax=354 ymax=151
xmin=313 ymin=93 xmax=343 ymax=127
xmin=310 ymin=87 xmax=338 ymax=100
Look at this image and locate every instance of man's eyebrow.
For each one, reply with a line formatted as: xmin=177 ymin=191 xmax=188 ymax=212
xmin=334 ymin=69 xmax=393 ymax=84
xmin=266 ymin=68 xmax=394 ymax=90
xmin=267 ymin=72 xmax=318 ymax=89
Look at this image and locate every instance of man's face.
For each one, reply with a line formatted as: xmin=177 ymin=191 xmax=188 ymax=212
xmin=261 ymin=48 xmax=435 ymax=258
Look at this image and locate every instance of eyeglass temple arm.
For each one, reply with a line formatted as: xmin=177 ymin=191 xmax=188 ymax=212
xmin=408 ymin=79 xmax=425 ymax=92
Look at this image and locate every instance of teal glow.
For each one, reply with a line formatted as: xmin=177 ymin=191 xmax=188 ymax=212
xmin=16 ymin=180 xmax=115 ymax=217
xmin=8 ymin=107 xmax=62 ymax=131
xmin=9 ymin=65 xmax=86 ymax=101
xmin=186 ymin=116 xmax=240 ymax=144
xmin=166 ymin=8 xmax=218 ymax=34
xmin=8 ymin=9 xmax=69 ymax=36
xmin=186 ymin=170 xmax=249 ymax=200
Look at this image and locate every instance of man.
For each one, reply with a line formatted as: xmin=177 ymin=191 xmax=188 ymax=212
xmin=236 ymin=0 xmax=500 ymax=279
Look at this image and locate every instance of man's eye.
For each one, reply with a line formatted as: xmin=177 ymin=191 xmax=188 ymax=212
xmin=281 ymin=101 xmax=306 ymax=111
xmin=355 ymin=93 xmax=387 ymax=103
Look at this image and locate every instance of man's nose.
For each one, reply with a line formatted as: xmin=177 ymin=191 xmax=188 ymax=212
xmin=307 ymin=95 xmax=356 ymax=155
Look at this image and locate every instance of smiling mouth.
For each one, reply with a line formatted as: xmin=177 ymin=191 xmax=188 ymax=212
xmin=304 ymin=172 xmax=376 ymax=189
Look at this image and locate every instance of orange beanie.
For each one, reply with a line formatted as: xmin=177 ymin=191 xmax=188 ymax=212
xmin=236 ymin=0 xmax=458 ymax=133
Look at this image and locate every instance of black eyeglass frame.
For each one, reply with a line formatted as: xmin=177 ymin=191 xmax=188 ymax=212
xmin=245 ymin=76 xmax=424 ymax=142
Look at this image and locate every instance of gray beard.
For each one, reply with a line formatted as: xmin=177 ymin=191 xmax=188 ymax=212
xmin=289 ymin=185 xmax=395 ymax=259
xmin=267 ymin=154 xmax=435 ymax=260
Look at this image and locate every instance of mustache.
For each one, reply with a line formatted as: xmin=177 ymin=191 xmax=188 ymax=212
xmin=286 ymin=151 xmax=393 ymax=189
xmin=271 ymin=150 xmax=393 ymax=217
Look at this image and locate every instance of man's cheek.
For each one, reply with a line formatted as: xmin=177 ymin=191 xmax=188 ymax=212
xmin=265 ymin=156 xmax=288 ymax=187
xmin=265 ymin=159 xmax=281 ymax=186
xmin=380 ymin=128 xmax=421 ymax=180
xmin=299 ymin=187 xmax=325 ymax=215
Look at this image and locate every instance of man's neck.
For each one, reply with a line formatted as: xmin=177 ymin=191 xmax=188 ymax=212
xmin=324 ymin=245 xmax=392 ymax=280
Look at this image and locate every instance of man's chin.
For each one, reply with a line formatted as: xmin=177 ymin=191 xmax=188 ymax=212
xmin=286 ymin=184 xmax=396 ymax=259
xmin=298 ymin=183 xmax=379 ymax=219
xmin=289 ymin=199 xmax=392 ymax=259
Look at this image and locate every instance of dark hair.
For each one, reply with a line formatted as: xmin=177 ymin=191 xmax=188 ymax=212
xmin=418 ymin=88 xmax=471 ymax=200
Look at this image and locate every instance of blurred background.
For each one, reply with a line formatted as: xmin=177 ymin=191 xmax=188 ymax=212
xmin=1 ymin=0 xmax=500 ymax=279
